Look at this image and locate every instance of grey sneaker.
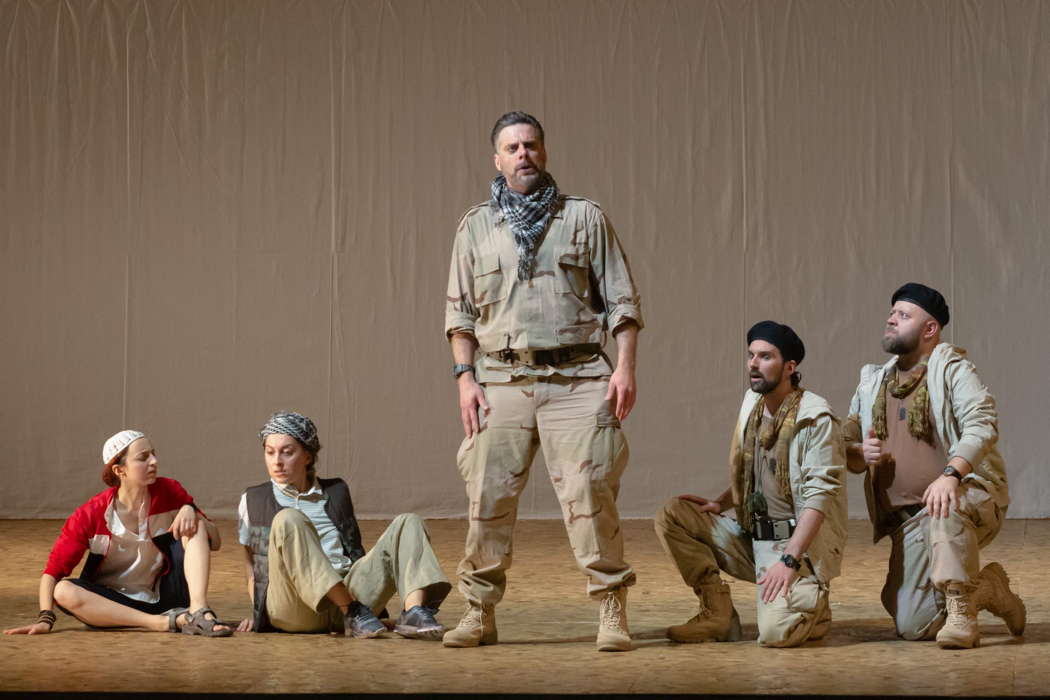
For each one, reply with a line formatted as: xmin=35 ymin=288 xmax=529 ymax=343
xmin=345 ymin=601 xmax=386 ymax=639
xmin=395 ymin=605 xmax=445 ymax=641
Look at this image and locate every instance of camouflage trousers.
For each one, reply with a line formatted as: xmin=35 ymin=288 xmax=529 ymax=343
xmin=654 ymin=497 xmax=830 ymax=647
xmin=455 ymin=375 xmax=635 ymax=606
xmin=882 ymin=482 xmax=1004 ymax=640
xmin=266 ymin=509 xmax=451 ymax=632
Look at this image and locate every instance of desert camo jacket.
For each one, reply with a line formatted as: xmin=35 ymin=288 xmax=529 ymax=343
xmin=445 ymin=195 xmax=643 ymax=384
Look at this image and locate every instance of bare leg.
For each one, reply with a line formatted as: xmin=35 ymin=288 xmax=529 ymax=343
xmin=404 ymin=589 xmax=425 ymax=610
xmin=181 ymin=522 xmax=231 ymax=632
xmin=326 ymin=582 xmax=353 ymax=614
xmin=53 ymin=580 xmax=169 ymax=632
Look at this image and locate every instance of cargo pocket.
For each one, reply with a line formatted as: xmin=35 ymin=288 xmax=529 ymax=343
xmin=785 ymin=575 xmax=822 ymax=616
xmin=473 ymin=252 xmax=506 ymax=308
xmin=596 ymin=398 xmax=621 ymax=429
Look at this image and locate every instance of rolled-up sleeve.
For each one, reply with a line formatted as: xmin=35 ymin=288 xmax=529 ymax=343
xmin=842 ymin=414 xmax=862 ymax=445
xmin=946 ymin=358 xmax=999 ymax=469
xmin=798 ymin=414 xmax=846 ymax=515
xmin=590 ymin=209 xmax=643 ymax=333
xmin=444 ymin=226 xmax=479 ymax=339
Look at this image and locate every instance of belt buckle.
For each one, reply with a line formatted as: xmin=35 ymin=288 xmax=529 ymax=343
xmin=773 ymin=520 xmax=790 ymax=540
xmin=541 ymin=348 xmax=560 ymax=365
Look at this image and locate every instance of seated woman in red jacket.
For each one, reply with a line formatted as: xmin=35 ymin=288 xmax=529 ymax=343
xmin=3 ymin=430 xmax=232 ymax=636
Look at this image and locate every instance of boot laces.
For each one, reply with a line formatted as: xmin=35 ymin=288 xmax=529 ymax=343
xmin=600 ymin=592 xmax=626 ymax=631
xmin=946 ymin=591 xmax=972 ymax=625
xmin=459 ymin=604 xmax=483 ymax=628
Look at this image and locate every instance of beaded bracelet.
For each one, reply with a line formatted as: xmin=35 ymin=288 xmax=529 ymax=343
xmin=37 ymin=610 xmax=56 ymax=628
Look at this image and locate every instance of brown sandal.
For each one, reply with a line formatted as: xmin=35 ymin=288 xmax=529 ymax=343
xmin=180 ymin=607 xmax=233 ymax=637
xmin=163 ymin=607 xmax=190 ymax=632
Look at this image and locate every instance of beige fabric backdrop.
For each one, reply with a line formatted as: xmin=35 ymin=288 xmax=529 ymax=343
xmin=1 ymin=0 xmax=1047 ymax=519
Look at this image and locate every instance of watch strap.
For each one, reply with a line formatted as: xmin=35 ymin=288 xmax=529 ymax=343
xmin=780 ymin=553 xmax=802 ymax=571
xmin=452 ymin=363 xmax=475 ymax=379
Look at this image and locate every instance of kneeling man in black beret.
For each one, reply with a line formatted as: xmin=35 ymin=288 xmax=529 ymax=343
xmin=654 ymin=321 xmax=847 ymax=647
xmin=843 ymin=283 xmax=1025 ymax=649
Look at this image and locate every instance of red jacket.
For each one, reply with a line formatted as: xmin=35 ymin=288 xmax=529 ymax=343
xmin=43 ymin=477 xmax=197 ymax=580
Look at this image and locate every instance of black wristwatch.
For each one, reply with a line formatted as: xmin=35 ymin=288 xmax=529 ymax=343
xmin=943 ymin=465 xmax=964 ymax=482
xmin=780 ymin=553 xmax=802 ymax=571
xmin=452 ymin=363 xmax=475 ymax=379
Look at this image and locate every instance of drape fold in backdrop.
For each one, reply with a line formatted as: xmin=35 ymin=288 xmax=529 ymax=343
xmin=1 ymin=0 xmax=1047 ymax=518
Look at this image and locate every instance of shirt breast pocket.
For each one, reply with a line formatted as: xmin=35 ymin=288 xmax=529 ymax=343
xmin=556 ymin=249 xmax=592 ymax=301
xmin=473 ymin=252 xmax=507 ymax=308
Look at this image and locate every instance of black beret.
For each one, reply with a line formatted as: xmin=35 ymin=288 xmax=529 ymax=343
xmin=747 ymin=320 xmax=805 ymax=364
xmin=892 ymin=282 xmax=950 ymax=327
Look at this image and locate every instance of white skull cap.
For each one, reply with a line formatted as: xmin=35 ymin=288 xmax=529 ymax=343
xmin=102 ymin=429 xmax=146 ymax=466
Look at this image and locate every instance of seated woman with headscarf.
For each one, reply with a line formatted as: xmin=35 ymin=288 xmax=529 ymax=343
xmin=235 ymin=411 xmax=451 ymax=639
xmin=4 ymin=430 xmax=232 ymax=637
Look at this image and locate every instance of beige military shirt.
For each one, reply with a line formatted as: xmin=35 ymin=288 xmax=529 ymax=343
xmin=445 ymin=195 xmax=643 ymax=384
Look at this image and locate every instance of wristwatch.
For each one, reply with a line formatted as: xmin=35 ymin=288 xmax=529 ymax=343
xmin=780 ymin=553 xmax=802 ymax=571
xmin=452 ymin=363 xmax=475 ymax=379
xmin=943 ymin=465 xmax=964 ymax=482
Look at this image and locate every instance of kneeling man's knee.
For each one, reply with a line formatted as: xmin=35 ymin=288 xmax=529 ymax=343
xmin=757 ymin=611 xmax=809 ymax=648
xmin=896 ymin=610 xmax=941 ymax=641
xmin=654 ymin=497 xmax=686 ymax=534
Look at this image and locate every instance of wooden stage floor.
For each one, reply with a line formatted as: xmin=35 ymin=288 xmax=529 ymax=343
xmin=0 ymin=518 xmax=1046 ymax=697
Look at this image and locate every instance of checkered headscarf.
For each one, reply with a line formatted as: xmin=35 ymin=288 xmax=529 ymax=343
xmin=258 ymin=411 xmax=321 ymax=453
xmin=491 ymin=171 xmax=560 ymax=281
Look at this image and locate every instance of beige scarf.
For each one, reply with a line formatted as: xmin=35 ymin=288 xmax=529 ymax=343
xmin=734 ymin=389 xmax=803 ymax=532
xmin=872 ymin=358 xmax=933 ymax=444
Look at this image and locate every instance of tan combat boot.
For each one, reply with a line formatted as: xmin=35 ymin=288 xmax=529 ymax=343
xmin=974 ymin=562 xmax=1026 ymax=636
xmin=442 ymin=602 xmax=497 ymax=647
xmin=936 ymin=583 xmax=980 ymax=649
xmin=667 ymin=580 xmax=742 ymax=643
xmin=596 ymin=588 xmax=632 ymax=652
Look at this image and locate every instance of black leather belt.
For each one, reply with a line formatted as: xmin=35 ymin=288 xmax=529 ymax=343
xmin=487 ymin=343 xmax=603 ymax=366
xmin=750 ymin=517 xmax=797 ymax=541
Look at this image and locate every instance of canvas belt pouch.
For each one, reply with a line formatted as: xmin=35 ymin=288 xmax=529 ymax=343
xmin=751 ymin=517 xmax=797 ymax=541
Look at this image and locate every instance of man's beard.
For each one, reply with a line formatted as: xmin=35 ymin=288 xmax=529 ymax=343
xmin=750 ymin=373 xmax=779 ymax=395
xmin=881 ymin=328 xmax=920 ymax=355
xmin=508 ymin=163 xmax=544 ymax=193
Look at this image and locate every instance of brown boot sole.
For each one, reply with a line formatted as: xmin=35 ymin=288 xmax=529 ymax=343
xmin=442 ymin=630 xmax=498 ymax=647
xmin=937 ymin=635 xmax=980 ymax=649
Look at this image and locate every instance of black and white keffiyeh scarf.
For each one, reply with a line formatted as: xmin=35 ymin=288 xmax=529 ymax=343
xmin=490 ymin=172 xmax=561 ymax=280
xmin=259 ymin=410 xmax=321 ymax=453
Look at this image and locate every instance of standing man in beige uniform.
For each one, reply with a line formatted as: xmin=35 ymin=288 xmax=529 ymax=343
xmin=844 ymin=283 xmax=1025 ymax=649
xmin=655 ymin=321 xmax=847 ymax=647
xmin=443 ymin=111 xmax=643 ymax=652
